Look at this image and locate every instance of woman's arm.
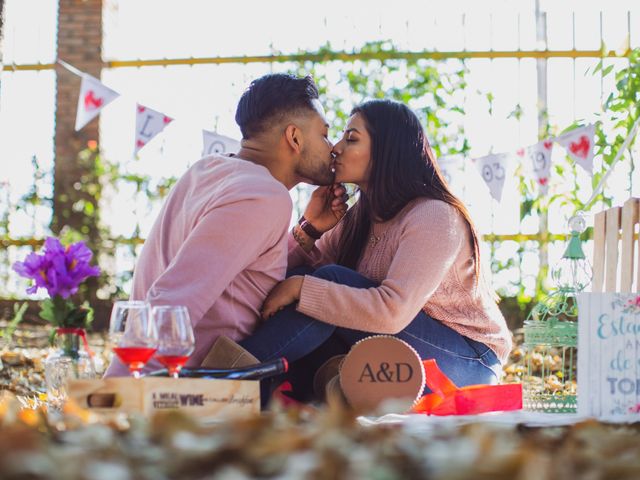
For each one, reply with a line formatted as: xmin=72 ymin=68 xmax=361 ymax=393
xmin=287 ymin=222 xmax=342 ymax=269
xmin=296 ymin=201 xmax=464 ymax=333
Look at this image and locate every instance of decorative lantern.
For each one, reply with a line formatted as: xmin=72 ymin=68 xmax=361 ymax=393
xmin=523 ymin=212 xmax=592 ymax=413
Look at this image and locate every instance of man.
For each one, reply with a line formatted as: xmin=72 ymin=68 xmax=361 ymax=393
xmin=105 ymin=73 xmax=337 ymax=376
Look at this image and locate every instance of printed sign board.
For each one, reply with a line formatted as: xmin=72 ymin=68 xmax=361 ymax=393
xmin=578 ymin=292 xmax=640 ymax=419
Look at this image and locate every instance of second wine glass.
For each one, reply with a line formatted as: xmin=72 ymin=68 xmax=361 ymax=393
xmin=109 ymin=300 xmax=158 ymax=378
xmin=152 ymin=305 xmax=195 ymax=378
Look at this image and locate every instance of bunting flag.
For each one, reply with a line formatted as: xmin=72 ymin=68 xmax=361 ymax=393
xmin=58 ymin=59 xmax=614 ymax=206
xmin=475 ymin=153 xmax=509 ymax=202
xmin=134 ymin=104 xmax=173 ymax=155
xmin=555 ymin=124 xmax=596 ymax=174
xmin=202 ymin=130 xmax=241 ymax=157
xmin=437 ymin=155 xmax=464 ymax=186
xmin=517 ymin=140 xmax=554 ymax=194
xmin=75 ymin=74 xmax=120 ymax=131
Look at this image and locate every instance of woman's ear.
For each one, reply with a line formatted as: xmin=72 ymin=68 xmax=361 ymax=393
xmin=284 ymin=124 xmax=303 ymax=153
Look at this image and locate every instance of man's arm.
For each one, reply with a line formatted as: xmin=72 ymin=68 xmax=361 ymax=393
xmin=146 ymin=193 xmax=291 ymax=326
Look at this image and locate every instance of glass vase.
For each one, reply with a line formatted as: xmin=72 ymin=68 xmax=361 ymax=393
xmin=44 ymin=330 xmax=96 ymax=413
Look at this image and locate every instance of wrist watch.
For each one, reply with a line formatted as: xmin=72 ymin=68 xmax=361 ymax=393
xmin=298 ymin=216 xmax=322 ymax=240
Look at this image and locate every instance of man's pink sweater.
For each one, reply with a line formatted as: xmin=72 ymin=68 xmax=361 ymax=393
xmin=105 ymin=155 xmax=292 ymax=376
xmin=289 ymin=198 xmax=512 ymax=363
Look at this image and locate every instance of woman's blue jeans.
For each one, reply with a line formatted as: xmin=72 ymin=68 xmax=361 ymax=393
xmin=239 ymin=264 xmax=501 ymax=403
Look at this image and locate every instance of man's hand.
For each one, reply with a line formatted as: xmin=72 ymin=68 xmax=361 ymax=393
xmin=303 ymin=183 xmax=349 ymax=233
xmin=261 ymin=276 xmax=304 ymax=320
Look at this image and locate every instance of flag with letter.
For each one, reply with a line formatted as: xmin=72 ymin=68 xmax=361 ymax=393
xmin=134 ymin=104 xmax=173 ymax=155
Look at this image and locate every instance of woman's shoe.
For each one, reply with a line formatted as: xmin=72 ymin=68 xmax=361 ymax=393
xmin=313 ymin=354 xmax=346 ymax=402
xmin=324 ymin=374 xmax=349 ymax=408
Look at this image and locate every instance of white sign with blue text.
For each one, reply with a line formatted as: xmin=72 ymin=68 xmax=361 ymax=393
xmin=578 ymin=292 xmax=640 ymax=419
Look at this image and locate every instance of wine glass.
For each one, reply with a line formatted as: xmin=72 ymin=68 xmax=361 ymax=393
xmin=152 ymin=305 xmax=195 ymax=378
xmin=109 ymin=301 xmax=157 ymax=378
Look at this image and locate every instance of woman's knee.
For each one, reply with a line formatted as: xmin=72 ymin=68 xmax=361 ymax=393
xmin=312 ymin=264 xmax=350 ymax=280
xmin=311 ymin=264 xmax=377 ymax=288
xmin=287 ymin=265 xmax=315 ymax=277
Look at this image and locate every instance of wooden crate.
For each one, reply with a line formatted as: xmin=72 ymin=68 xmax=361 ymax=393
xmin=67 ymin=377 xmax=260 ymax=420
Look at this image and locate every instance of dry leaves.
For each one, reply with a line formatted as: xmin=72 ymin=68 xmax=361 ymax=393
xmin=1 ymin=324 xmax=640 ymax=479
xmin=2 ymin=392 xmax=640 ymax=479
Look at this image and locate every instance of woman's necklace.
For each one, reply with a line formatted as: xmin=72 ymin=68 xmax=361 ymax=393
xmin=369 ymin=221 xmax=383 ymax=246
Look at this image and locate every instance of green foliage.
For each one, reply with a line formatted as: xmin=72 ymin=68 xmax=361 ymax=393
xmin=510 ymin=48 xmax=640 ymax=306
xmin=3 ymin=43 xmax=640 ymax=321
xmin=290 ymin=41 xmax=469 ymax=158
xmin=40 ymin=295 xmax=94 ymax=347
xmin=592 ymin=51 xmax=640 ymax=208
xmin=517 ymin=50 xmax=640 ymax=225
xmin=0 ymin=302 xmax=27 ymax=341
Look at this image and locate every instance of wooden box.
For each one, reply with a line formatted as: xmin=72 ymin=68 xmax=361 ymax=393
xmin=67 ymin=377 xmax=260 ymax=420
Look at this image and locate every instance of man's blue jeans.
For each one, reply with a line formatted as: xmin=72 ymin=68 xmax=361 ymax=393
xmin=239 ymin=264 xmax=501 ymax=401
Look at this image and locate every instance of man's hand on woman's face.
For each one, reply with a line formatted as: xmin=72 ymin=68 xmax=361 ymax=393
xmin=261 ymin=276 xmax=304 ymax=320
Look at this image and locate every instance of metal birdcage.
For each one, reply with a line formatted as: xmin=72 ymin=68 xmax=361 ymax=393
xmin=523 ymin=213 xmax=591 ymax=413
xmin=523 ymin=289 xmax=578 ymax=412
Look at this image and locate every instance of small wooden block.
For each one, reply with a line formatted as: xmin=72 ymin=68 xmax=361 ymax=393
xmin=67 ymin=377 xmax=260 ymax=420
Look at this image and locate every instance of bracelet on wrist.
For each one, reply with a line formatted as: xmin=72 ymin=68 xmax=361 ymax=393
xmin=292 ymin=225 xmax=313 ymax=251
xmin=298 ymin=216 xmax=323 ymax=240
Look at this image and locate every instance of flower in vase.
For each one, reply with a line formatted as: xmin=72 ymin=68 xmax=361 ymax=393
xmin=13 ymin=237 xmax=101 ymax=331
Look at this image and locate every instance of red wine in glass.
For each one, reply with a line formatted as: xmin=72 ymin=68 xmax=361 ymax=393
xmin=109 ymin=301 xmax=157 ymax=378
xmin=155 ymin=354 xmax=190 ymax=376
xmin=113 ymin=346 xmax=158 ymax=374
xmin=152 ymin=305 xmax=195 ymax=378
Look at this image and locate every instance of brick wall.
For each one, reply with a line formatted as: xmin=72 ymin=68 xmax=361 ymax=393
xmin=52 ymin=0 xmax=102 ymax=236
xmin=53 ymin=0 xmax=103 ymax=304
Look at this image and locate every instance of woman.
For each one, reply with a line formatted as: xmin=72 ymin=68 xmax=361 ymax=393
xmin=239 ymin=99 xmax=512 ymax=400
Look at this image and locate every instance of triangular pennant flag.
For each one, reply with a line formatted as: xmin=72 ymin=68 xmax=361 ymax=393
xmin=75 ymin=74 xmax=120 ymax=131
xmin=516 ymin=140 xmax=554 ymax=194
xmin=134 ymin=104 xmax=173 ymax=155
xmin=437 ymin=155 xmax=464 ymax=186
xmin=555 ymin=124 xmax=595 ymax=174
xmin=474 ymin=153 xmax=509 ymax=202
xmin=202 ymin=130 xmax=241 ymax=157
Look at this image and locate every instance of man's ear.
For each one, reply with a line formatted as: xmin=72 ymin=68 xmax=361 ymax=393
xmin=284 ymin=124 xmax=303 ymax=153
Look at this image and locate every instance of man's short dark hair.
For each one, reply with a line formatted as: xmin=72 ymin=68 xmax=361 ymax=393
xmin=235 ymin=74 xmax=320 ymax=139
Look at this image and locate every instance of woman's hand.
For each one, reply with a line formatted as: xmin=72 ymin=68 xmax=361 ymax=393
xmin=303 ymin=183 xmax=349 ymax=233
xmin=261 ymin=276 xmax=304 ymax=320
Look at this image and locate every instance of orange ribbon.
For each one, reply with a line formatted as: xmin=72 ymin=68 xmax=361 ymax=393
xmin=412 ymin=359 xmax=522 ymax=416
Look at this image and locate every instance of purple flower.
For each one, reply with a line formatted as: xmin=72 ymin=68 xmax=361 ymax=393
xmin=12 ymin=251 xmax=49 ymax=295
xmin=60 ymin=241 xmax=101 ymax=297
xmin=12 ymin=237 xmax=100 ymax=299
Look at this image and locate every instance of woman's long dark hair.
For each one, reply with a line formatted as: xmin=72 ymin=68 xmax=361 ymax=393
xmin=335 ymin=100 xmax=481 ymax=281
